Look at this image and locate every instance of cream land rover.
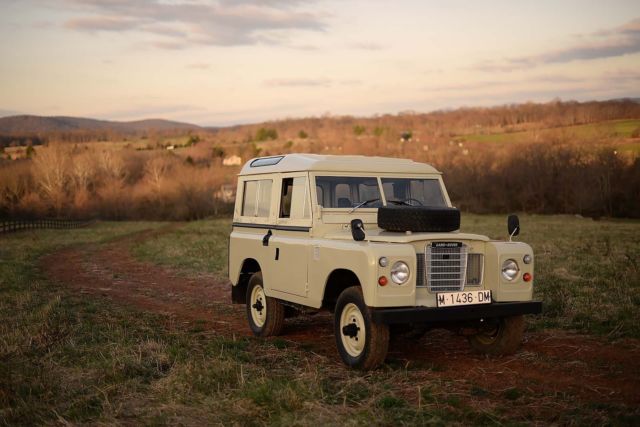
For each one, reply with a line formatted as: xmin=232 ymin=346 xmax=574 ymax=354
xmin=228 ymin=154 xmax=542 ymax=369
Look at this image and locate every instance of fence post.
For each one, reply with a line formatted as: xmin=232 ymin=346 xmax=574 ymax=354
xmin=0 ymin=218 xmax=94 ymax=234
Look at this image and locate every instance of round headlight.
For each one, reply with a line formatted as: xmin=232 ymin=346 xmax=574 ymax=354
xmin=379 ymin=257 xmax=388 ymax=267
xmin=501 ymin=259 xmax=519 ymax=281
xmin=523 ymin=254 xmax=532 ymax=264
xmin=390 ymin=261 xmax=410 ymax=284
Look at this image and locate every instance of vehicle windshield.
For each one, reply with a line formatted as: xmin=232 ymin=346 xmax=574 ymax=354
xmin=315 ymin=176 xmax=381 ymax=208
xmin=381 ymin=178 xmax=446 ymax=207
xmin=315 ymin=176 xmax=446 ymax=209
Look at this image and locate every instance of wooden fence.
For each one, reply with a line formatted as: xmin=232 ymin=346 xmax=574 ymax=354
xmin=0 ymin=219 xmax=93 ymax=234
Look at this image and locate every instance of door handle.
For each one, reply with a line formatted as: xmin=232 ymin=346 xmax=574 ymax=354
xmin=262 ymin=229 xmax=272 ymax=246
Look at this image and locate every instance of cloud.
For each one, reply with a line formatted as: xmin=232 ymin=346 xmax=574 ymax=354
xmin=287 ymin=43 xmax=320 ymax=50
xmin=186 ymin=62 xmax=211 ymax=70
xmin=470 ymin=17 xmax=640 ymax=72
xmin=424 ymin=74 xmax=582 ymax=93
xmin=151 ymin=40 xmax=185 ymax=50
xmin=419 ymin=70 xmax=640 ymax=112
xmin=61 ymin=0 xmax=327 ymax=48
xmin=597 ymin=69 xmax=640 ymax=84
xmin=65 ymin=16 xmax=142 ymax=32
xmin=264 ymin=77 xmax=331 ymax=87
xmin=349 ymin=42 xmax=384 ymax=51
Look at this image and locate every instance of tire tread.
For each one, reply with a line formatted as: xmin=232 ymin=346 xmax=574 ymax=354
xmin=335 ymin=287 xmax=389 ymax=369
xmin=468 ymin=315 xmax=525 ymax=355
xmin=246 ymin=272 xmax=285 ymax=337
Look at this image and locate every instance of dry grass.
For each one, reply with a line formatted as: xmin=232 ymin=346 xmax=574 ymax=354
xmin=2 ymin=217 xmax=639 ymax=425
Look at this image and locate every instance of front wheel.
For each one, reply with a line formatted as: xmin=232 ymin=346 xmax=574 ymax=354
xmin=334 ymin=287 xmax=389 ymax=369
xmin=467 ymin=315 xmax=525 ymax=355
xmin=246 ymin=272 xmax=284 ymax=337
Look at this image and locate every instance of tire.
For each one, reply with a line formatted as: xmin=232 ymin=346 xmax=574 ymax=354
xmin=246 ymin=272 xmax=285 ymax=337
xmin=377 ymin=206 xmax=460 ymax=232
xmin=334 ymin=287 xmax=389 ymax=369
xmin=468 ymin=315 xmax=525 ymax=355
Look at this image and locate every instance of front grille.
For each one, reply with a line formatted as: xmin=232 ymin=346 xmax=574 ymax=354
xmin=416 ymin=253 xmax=426 ymax=288
xmin=425 ymin=242 xmax=468 ymax=292
xmin=466 ymin=253 xmax=484 ymax=286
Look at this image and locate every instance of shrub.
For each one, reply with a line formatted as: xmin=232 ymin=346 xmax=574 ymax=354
xmin=212 ymin=146 xmax=225 ymax=158
xmin=186 ymin=134 xmax=201 ymax=146
xmin=255 ymin=128 xmax=278 ymax=142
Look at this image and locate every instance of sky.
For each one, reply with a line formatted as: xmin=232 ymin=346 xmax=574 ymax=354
xmin=1 ymin=0 xmax=639 ymax=126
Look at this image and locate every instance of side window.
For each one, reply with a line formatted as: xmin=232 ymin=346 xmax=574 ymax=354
xmin=257 ymin=180 xmax=272 ymax=217
xmin=280 ymin=177 xmax=310 ymax=219
xmin=241 ymin=179 xmax=272 ymax=217
xmin=242 ymin=181 xmax=258 ymax=216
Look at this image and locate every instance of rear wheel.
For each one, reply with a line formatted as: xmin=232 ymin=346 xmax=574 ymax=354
xmin=468 ymin=315 xmax=525 ymax=355
xmin=334 ymin=287 xmax=389 ymax=369
xmin=246 ymin=272 xmax=284 ymax=337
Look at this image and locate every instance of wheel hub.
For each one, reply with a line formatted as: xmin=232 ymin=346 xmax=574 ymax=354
xmin=250 ymin=285 xmax=267 ymax=328
xmin=342 ymin=323 xmax=360 ymax=338
xmin=339 ymin=303 xmax=366 ymax=357
xmin=252 ymin=299 xmax=264 ymax=313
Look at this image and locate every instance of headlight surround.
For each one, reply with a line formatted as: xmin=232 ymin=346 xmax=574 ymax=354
xmin=501 ymin=259 xmax=519 ymax=281
xmin=390 ymin=261 xmax=410 ymax=284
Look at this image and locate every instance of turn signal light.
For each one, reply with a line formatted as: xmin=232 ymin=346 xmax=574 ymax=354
xmin=378 ymin=276 xmax=388 ymax=286
xmin=523 ymin=273 xmax=532 ymax=282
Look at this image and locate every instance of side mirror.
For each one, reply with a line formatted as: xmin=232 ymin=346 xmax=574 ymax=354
xmin=507 ymin=214 xmax=520 ymax=240
xmin=351 ymin=219 xmax=365 ymax=241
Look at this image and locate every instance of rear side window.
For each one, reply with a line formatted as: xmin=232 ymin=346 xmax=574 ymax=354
xmin=242 ymin=179 xmax=273 ymax=217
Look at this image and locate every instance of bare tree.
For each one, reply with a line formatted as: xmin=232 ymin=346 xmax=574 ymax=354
xmin=144 ymin=154 xmax=174 ymax=191
xmin=32 ymin=143 xmax=70 ymax=215
xmin=98 ymin=150 xmax=127 ymax=183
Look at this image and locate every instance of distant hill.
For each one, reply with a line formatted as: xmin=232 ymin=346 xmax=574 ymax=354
xmin=0 ymin=115 xmax=201 ymax=135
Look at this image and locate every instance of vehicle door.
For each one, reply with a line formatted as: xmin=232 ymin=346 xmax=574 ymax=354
xmin=269 ymin=173 xmax=312 ymax=298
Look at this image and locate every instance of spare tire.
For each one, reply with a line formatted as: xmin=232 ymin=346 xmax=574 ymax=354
xmin=377 ymin=206 xmax=460 ymax=232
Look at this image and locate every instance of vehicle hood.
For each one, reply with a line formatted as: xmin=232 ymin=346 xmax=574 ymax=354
xmin=323 ymin=228 xmax=490 ymax=243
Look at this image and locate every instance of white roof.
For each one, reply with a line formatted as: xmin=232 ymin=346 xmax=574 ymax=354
xmin=239 ymin=153 xmax=441 ymax=176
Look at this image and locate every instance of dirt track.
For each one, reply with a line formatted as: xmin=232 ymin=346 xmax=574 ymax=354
xmin=41 ymin=227 xmax=640 ymax=409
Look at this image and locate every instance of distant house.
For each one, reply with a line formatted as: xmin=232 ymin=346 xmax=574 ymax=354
xmin=223 ymin=155 xmax=242 ymax=166
xmin=166 ymin=145 xmax=175 ymax=150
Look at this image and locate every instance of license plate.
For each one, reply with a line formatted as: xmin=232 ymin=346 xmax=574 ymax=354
xmin=436 ymin=290 xmax=492 ymax=308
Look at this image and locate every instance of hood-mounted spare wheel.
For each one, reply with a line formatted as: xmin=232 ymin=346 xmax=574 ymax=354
xmin=377 ymin=206 xmax=461 ymax=232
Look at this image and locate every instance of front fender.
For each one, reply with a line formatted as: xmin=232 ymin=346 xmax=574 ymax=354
xmin=310 ymin=240 xmax=417 ymax=308
xmin=484 ymin=241 xmax=534 ymax=302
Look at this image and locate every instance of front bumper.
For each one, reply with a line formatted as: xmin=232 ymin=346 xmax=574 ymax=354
xmin=371 ymin=301 xmax=542 ymax=324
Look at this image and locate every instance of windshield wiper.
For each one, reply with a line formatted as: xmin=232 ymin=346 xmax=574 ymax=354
xmin=348 ymin=198 xmax=380 ymax=213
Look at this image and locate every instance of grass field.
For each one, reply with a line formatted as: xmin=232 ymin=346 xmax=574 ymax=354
xmin=134 ymin=214 xmax=640 ymax=339
xmin=2 ymin=215 xmax=639 ymax=425
xmin=459 ymin=119 xmax=640 ymax=147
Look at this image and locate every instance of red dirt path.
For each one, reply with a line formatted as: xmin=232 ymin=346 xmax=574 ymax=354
xmin=41 ymin=226 xmax=640 ymax=410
